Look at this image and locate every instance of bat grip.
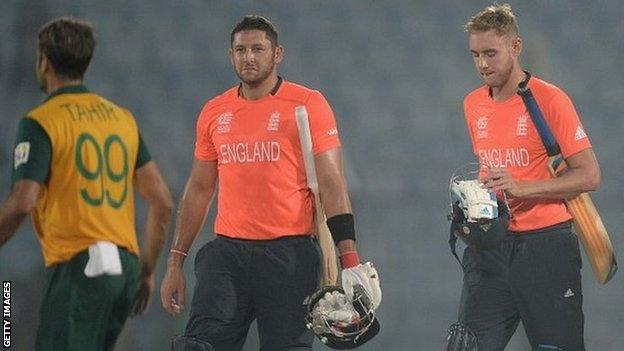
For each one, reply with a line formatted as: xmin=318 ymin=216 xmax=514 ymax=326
xmin=517 ymin=82 xmax=561 ymax=157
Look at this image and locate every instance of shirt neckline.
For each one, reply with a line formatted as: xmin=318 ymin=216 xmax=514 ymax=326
xmin=236 ymin=76 xmax=283 ymax=103
xmin=44 ymin=84 xmax=89 ymax=102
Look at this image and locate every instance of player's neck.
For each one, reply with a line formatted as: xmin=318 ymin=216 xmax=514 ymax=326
xmin=46 ymin=76 xmax=84 ymax=95
xmin=490 ymin=66 xmax=526 ymax=102
xmin=240 ymin=74 xmax=279 ymax=100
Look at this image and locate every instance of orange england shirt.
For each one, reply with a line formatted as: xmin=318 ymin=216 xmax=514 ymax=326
xmin=195 ymin=79 xmax=341 ymax=239
xmin=463 ymin=76 xmax=592 ymax=232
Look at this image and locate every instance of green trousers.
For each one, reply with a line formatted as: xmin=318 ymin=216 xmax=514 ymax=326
xmin=35 ymin=247 xmax=139 ymax=351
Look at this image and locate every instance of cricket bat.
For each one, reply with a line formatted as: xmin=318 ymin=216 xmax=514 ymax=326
xmin=295 ymin=106 xmax=339 ymax=287
xmin=518 ymin=79 xmax=617 ymax=284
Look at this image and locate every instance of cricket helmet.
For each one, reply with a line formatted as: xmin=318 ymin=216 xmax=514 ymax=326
xmin=304 ymin=285 xmax=380 ymax=349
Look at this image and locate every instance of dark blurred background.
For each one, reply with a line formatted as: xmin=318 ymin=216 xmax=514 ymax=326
xmin=1 ymin=1 xmax=623 ymax=350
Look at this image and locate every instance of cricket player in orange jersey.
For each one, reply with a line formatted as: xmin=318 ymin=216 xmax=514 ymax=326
xmin=0 ymin=18 xmax=173 ymax=350
xmin=160 ymin=15 xmax=381 ymax=350
xmin=450 ymin=4 xmax=600 ymax=351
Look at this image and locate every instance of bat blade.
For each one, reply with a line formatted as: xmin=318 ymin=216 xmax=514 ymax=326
xmin=549 ymin=156 xmax=618 ymax=284
xmin=313 ymin=197 xmax=339 ymax=287
xmin=295 ymin=106 xmax=339 ymax=287
xmin=520 ymin=80 xmax=617 ymax=284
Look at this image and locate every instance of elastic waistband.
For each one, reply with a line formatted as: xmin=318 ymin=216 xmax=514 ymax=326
xmin=48 ymin=245 xmax=135 ymax=270
xmin=216 ymin=234 xmax=312 ymax=246
xmin=76 ymin=245 xmax=135 ymax=257
xmin=508 ymin=221 xmax=572 ymax=240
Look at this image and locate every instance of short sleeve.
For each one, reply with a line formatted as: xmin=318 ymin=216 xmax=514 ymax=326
xmin=194 ymin=105 xmax=218 ymax=161
xmin=545 ymin=90 xmax=592 ymax=159
xmin=135 ymin=133 xmax=152 ymax=168
xmin=307 ymin=91 xmax=341 ymax=155
xmin=463 ymin=98 xmax=478 ymax=155
xmin=12 ymin=117 xmax=51 ymax=184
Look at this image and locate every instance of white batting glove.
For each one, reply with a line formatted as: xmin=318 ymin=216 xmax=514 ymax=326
xmin=341 ymin=262 xmax=382 ymax=310
xmin=450 ymin=179 xmax=498 ymax=222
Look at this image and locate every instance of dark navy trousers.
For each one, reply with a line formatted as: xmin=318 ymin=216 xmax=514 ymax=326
xmin=458 ymin=222 xmax=585 ymax=351
xmin=185 ymin=235 xmax=321 ymax=351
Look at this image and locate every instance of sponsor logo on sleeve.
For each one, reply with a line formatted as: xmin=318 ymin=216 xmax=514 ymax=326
xmin=13 ymin=142 xmax=31 ymax=169
xmin=574 ymin=125 xmax=587 ymax=141
xmin=326 ymin=128 xmax=338 ymax=136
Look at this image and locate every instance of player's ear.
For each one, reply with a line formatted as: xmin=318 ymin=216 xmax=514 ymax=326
xmin=228 ymin=47 xmax=235 ymax=66
xmin=274 ymin=45 xmax=284 ymax=64
xmin=37 ymin=50 xmax=46 ymax=72
xmin=511 ymin=36 xmax=522 ymax=57
xmin=38 ymin=52 xmax=55 ymax=77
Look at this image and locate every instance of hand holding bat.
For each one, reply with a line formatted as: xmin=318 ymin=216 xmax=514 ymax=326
xmin=295 ymin=106 xmax=339 ymax=287
xmin=517 ymin=76 xmax=617 ymax=284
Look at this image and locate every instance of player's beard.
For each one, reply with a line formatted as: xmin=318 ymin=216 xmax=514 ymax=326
xmin=485 ymin=57 xmax=514 ymax=90
xmin=236 ymin=62 xmax=276 ymax=87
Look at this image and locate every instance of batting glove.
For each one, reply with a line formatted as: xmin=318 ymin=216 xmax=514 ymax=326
xmin=341 ymin=262 xmax=382 ymax=310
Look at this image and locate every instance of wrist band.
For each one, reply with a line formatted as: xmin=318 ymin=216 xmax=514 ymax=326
xmin=340 ymin=250 xmax=360 ymax=268
xmin=326 ymin=213 xmax=356 ymax=245
xmin=170 ymin=249 xmax=188 ymax=257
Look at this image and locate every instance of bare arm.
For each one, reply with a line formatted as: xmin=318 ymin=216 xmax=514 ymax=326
xmin=131 ymin=161 xmax=174 ymax=316
xmin=0 ymin=180 xmax=41 ymax=247
xmin=134 ymin=161 xmax=174 ymax=275
xmin=161 ymin=160 xmax=218 ymax=315
xmin=168 ymin=160 xmax=218 ymax=266
xmin=316 ymin=149 xmax=381 ymax=306
xmin=315 ymin=148 xmax=355 ymax=254
xmin=484 ymin=148 xmax=600 ymax=199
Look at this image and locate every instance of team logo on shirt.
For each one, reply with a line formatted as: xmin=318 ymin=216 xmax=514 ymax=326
xmin=14 ymin=142 xmax=31 ymax=169
xmin=516 ymin=114 xmax=529 ymax=136
xmin=267 ymin=112 xmax=280 ymax=131
xmin=574 ymin=125 xmax=587 ymax=141
xmin=326 ymin=128 xmax=338 ymax=136
xmin=476 ymin=116 xmax=488 ymax=139
xmin=217 ymin=112 xmax=233 ymax=134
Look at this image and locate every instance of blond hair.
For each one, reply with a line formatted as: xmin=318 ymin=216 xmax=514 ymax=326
xmin=465 ymin=3 xmax=519 ymax=37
